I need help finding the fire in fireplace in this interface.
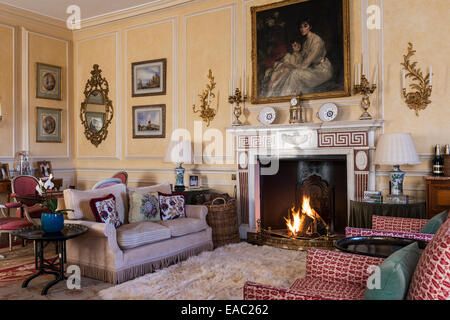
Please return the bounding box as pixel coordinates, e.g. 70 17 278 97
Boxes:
284 196 330 238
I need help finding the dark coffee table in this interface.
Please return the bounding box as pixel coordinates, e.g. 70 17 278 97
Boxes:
335 236 427 258
17 224 88 295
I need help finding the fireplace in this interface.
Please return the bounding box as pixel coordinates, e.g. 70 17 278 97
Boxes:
260 156 347 235
226 119 383 240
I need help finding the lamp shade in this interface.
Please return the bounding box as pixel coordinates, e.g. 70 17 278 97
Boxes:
163 139 193 164
374 133 421 166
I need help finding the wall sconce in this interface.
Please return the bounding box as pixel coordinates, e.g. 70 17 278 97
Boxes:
192 69 217 127
401 42 432 116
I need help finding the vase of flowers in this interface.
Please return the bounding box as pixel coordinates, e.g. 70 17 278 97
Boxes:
36 175 73 233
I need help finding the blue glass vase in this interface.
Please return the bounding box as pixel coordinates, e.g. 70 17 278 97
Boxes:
41 213 64 233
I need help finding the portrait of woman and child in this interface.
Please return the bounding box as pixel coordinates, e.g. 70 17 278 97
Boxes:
253 0 349 102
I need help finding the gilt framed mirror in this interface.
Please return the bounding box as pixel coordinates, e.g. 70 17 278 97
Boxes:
80 64 114 147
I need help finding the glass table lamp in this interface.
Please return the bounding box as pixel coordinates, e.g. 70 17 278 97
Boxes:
374 133 421 195
163 139 193 192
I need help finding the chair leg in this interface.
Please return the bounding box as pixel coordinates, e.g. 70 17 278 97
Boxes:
9 233 12 252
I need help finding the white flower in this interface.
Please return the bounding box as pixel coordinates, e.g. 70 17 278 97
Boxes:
44 176 54 191
35 184 43 196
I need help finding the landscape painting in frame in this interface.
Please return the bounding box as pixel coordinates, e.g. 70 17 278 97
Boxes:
132 59 167 97
251 0 350 104
36 107 62 143
132 105 166 139
36 63 62 100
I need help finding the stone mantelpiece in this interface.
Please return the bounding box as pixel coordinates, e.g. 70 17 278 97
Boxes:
226 120 384 239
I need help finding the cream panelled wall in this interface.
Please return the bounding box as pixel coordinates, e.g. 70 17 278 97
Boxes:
0 5 75 190
0 0 448 199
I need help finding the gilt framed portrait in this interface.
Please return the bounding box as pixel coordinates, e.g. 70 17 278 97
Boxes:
251 0 350 104
132 59 167 97
132 104 166 139
36 63 62 100
36 107 62 143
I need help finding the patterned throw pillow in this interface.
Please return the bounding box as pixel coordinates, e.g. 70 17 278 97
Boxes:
158 192 185 221
128 191 161 223
89 193 122 228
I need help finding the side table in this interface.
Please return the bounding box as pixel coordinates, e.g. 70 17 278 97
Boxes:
182 188 211 205
424 176 450 219
17 224 88 295
349 200 426 229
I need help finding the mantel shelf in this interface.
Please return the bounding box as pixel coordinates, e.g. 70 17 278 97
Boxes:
226 119 384 134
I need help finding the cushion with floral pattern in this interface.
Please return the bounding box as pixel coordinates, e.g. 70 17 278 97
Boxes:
158 192 185 221
128 191 161 223
89 193 122 228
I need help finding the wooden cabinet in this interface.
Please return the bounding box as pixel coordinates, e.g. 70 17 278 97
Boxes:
425 177 450 219
0 180 12 215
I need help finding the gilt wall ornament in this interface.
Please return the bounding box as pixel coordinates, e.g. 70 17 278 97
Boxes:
80 64 114 147
401 42 433 116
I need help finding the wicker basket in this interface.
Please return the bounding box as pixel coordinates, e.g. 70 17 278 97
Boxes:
205 197 240 248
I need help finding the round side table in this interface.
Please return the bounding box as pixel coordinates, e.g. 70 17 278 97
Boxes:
17 224 88 295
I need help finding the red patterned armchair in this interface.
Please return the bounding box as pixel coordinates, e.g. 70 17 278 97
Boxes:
244 217 450 300
345 215 434 242
244 249 384 300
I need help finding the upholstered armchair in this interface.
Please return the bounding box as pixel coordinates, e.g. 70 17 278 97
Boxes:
244 217 450 300
244 249 384 300
345 215 435 242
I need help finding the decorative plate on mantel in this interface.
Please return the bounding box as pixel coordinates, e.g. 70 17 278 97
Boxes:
258 107 276 126
317 102 338 122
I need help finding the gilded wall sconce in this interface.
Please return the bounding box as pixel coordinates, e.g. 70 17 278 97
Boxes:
193 69 217 127
401 42 433 116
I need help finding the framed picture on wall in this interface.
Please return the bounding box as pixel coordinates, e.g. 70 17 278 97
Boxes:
132 104 166 139
251 0 351 104
36 63 62 100
36 161 53 178
131 58 167 97
36 107 62 143
0 163 10 181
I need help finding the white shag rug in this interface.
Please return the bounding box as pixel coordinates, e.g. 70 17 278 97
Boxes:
99 242 307 300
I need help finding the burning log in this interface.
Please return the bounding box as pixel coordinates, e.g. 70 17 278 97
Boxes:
284 196 330 238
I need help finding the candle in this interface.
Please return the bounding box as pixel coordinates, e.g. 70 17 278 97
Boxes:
372 64 378 84
243 70 246 96
354 64 357 86
358 64 361 85
208 90 211 105
0 103 2 116
429 66 432 86
402 69 406 89
193 90 195 105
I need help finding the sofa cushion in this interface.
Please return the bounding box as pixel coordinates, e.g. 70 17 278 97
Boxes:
407 217 450 300
158 217 207 237
64 184 127 222
128 191 161 223
420 210 448 234
116 221 171 250
127 181 172 194
364 242 422 300
159 192 185 220
89 194 122 229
